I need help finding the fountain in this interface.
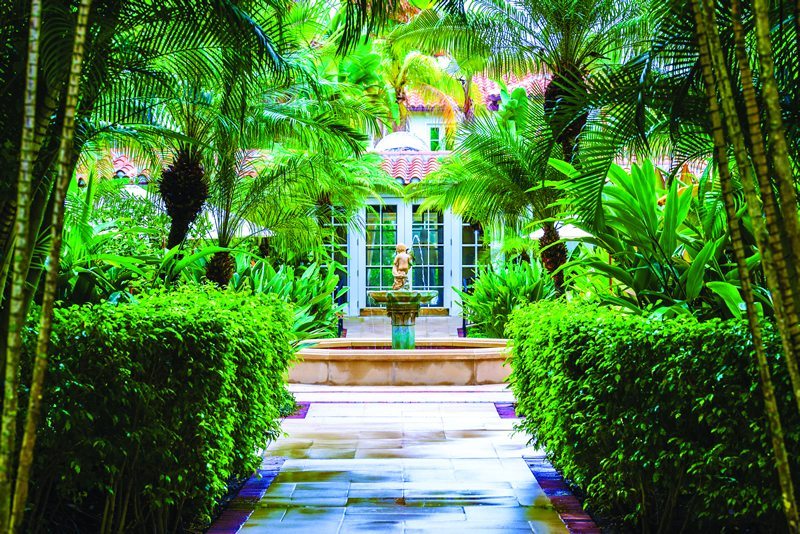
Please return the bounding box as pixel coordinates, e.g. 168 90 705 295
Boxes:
367 243 436 349
290 243 511 386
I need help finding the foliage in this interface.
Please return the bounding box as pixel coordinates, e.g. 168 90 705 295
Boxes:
231 256 346 341
458 260 555 338
554 159 767 318
21 286 295 533
508 300 799 532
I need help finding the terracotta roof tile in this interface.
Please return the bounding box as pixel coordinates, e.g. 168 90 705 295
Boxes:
378 151 447 184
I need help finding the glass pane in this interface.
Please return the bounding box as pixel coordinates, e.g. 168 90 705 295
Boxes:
463 247 476 266
430 268 443 285
462 268 477 286
367 247 382 265
381 268 394 287
382 247 395 265
367 268 381 286
382 229 397 245
412 268 425 287
427 247 441 265
366 209 380 225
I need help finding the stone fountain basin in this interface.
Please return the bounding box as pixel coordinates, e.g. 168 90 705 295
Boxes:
368 290 439 306
289 337 511 386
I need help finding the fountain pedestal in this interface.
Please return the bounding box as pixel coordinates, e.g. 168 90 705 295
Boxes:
368 290 437 349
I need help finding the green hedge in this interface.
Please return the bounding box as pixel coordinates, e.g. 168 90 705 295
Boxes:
507 301 800 532
23 286 295 533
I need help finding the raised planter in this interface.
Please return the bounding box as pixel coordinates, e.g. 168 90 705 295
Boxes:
290 337 511 386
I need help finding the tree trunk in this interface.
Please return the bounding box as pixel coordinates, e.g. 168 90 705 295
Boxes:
538 222 566 291
751 0 800 404
205 251 235 288
10 1 93 531
543 70 587 163
692 0 799 530
730 0 800 415
0 1 42 527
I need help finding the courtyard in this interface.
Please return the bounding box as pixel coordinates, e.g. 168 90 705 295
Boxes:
2 0 800 533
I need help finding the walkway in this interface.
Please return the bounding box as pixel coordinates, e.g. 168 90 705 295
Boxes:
240 385 568 533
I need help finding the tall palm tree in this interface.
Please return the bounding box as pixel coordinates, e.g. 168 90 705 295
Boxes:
409 91 568 288
394 0 650 160
381 45 463 133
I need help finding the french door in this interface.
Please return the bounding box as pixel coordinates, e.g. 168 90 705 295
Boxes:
355 199 453 311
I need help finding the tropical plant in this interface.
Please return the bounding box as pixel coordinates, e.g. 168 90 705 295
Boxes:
410 91 569 287
231 256 347 341
458 260 555 338
553 159 767 319
689 1 800 527
397 0 651 160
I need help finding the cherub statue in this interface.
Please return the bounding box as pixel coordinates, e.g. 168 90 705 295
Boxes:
392 243 412 290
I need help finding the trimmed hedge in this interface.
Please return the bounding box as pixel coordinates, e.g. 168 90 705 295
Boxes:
507 301 800 532
23 286 295 533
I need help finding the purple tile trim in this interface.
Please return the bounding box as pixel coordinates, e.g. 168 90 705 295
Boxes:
207 457 285 533
286 401 310 419
524 455 601 534
494 402 521 419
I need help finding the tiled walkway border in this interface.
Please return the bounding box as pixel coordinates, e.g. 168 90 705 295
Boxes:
524 456 601 534
494 401 520 418
207 457 286 533
286 401 310 419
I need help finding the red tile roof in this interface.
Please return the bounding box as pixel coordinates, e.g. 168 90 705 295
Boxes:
378 151 447 184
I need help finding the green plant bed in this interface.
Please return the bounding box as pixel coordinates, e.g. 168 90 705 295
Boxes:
458 260 555 338
22 286 295 533
507 301 799 533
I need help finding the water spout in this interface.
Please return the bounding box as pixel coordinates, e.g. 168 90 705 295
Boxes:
411 233 426 290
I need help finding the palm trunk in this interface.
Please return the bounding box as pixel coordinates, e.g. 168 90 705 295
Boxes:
0 1 42 527
10 2 93 531
538 223 566 291
730 0 800 415
692 0 799 530
751 0 800 400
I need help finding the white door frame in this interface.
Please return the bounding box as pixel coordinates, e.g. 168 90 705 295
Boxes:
347 197 460 315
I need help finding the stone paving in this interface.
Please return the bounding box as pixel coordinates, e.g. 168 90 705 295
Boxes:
240 385 569 533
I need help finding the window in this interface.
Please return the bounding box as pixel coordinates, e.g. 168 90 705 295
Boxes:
430 126 442 151
365 205 399 299
462 221 489 290
321 208 350 305
411 205 445 307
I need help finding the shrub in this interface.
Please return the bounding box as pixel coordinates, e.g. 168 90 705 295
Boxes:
231 258 345 340
507 301 799 532
458 260 555 338
23 286 295 533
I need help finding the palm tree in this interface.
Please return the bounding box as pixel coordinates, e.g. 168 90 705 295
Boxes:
410 91 569 288
200 41 399 287
383 46 462 133
394 0 650 160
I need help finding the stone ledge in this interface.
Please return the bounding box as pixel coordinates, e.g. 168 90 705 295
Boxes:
290 338 511 386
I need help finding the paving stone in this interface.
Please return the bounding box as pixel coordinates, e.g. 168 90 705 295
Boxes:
237 391 569 533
